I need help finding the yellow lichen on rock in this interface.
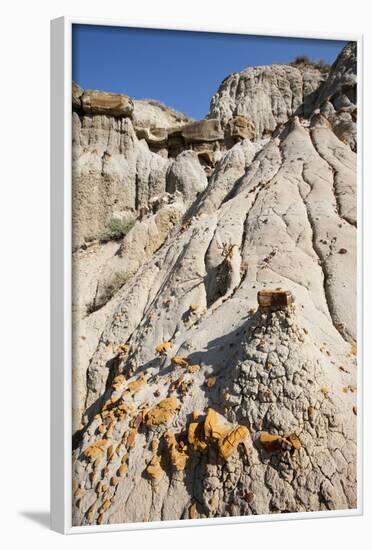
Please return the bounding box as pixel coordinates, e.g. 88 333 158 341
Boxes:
218 426 250 460
126 376 146 394
100 499 111 513
74 487 83 498
118 464 128 477
171 355 189 367
155 341 172 354
112 374 125 390
97 514 104 525
164 431 188 471
188 364 200 374
111 476 119 487
146 454 164 480
189 503 199 519
102 394 121 412
259 431 300 453
287 433 301 450
206 377 216 388
188 420 207 451
117 344 129 355
83 440 108 461
86 502 97 522
145 397 179 426
259 432 283 453
126 428 137 448
203 408 231 439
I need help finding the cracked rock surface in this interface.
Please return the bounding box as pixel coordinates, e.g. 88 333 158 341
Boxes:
72 42 357 525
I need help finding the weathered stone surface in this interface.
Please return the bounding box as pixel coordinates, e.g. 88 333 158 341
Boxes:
226 115 256 142
315 42 357 151
257 289 294 308
166 150 208 205
72 81 83 110
132 99 192 129
72 42 357 526
177 118 224 143
209 64 324 137
81 89 134 117
136 126 168 145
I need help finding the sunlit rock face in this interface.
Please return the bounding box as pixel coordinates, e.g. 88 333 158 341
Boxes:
71 42 358 526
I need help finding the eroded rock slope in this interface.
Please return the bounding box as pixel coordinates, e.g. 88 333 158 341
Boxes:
72 42 358 525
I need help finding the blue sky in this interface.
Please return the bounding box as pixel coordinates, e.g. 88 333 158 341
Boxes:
72 25 347 120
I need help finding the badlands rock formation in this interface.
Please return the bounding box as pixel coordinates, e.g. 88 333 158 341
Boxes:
72 42 358 526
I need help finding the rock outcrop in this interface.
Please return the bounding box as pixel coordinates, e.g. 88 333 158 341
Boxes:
72 42 358 526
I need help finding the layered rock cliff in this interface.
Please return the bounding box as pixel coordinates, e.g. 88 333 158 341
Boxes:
72 42 357 526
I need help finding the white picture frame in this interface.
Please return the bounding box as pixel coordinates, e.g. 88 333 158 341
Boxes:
51 16 363 534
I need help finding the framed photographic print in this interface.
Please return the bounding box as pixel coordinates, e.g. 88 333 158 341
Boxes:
51 17 362 534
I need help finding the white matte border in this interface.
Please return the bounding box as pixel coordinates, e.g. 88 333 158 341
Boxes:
50 16 363 534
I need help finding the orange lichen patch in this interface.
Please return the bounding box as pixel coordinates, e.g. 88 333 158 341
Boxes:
115 403 134 419
287 433 301 450
126 428 137 449
118 464 128 477
206 377 217 388
259 432 284 453
188 420 207 451
145 397 179 426
171 355 189 368
86 502 97 522
155 341 173 354
179 380 193 396
98 424 106 434
204 408 231 440
164 431 188 471
190 304 199 312
112 374 125 390
94 455 104 468
126 376 146 395
83 440 108 461
117 344 129 355
259 432 299 453
192 410 200 421
146 454 164 480
188 364 200 374
218 426 250 460
320 387 330 396
102 394 121 412
189 503 199 519
74 487 83 498
100 499 111 513
111 476 119 487
350 343 357 356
